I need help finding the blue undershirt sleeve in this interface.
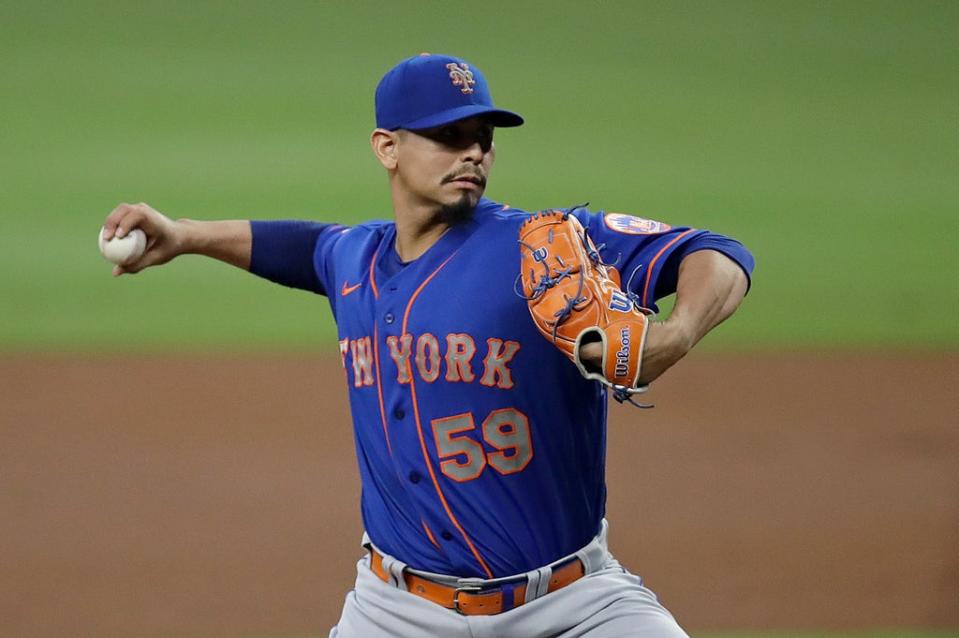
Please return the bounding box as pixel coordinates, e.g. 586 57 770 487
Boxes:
249 220 342 295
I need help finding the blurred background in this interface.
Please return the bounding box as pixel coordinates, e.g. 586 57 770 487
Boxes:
1 1 956 637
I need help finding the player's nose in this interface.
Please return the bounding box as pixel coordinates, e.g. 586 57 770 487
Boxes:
461 139 489 164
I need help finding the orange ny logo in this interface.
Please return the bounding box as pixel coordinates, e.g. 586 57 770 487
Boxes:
446 63 475 94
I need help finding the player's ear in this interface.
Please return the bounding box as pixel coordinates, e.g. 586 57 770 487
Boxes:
371 128 399 170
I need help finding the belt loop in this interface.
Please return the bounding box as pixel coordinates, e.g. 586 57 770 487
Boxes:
576 519 610 576
574 546 599 576
598 518 610 550
381 553 409 591
523 565 552 603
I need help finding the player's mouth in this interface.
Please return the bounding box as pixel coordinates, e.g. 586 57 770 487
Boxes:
444 172 486 189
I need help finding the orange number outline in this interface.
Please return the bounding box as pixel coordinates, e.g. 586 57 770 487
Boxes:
482 407 534 475
429 407 533 482
431 412 487 482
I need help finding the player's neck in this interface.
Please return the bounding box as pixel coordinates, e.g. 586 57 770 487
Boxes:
392 204 451 262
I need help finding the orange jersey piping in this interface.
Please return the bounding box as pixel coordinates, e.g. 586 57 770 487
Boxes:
641 229 696 307
401 252 494 579
372 325 392 455
369 250 380 299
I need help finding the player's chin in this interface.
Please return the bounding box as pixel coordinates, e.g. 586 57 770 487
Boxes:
448 184 484 206
438 192 480 225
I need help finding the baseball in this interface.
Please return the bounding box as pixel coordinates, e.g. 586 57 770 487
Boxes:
98 227 146 265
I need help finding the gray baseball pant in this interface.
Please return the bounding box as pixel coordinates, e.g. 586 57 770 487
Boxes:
329 521 689 637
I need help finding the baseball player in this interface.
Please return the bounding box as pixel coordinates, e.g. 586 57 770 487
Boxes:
102 53 753 637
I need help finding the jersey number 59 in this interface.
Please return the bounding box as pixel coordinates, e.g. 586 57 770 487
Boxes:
430 408 533 482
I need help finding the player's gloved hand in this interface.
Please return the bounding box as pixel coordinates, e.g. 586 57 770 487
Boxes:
518 209 654 406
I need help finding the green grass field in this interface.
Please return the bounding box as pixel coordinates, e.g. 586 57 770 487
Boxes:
2 0 957 352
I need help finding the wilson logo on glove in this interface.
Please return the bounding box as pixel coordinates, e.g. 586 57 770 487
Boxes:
614 327 631 378
608 290 632 313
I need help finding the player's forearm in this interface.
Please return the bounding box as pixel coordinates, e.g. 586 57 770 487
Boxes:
177 219 252 270
668 249 748 345
639 250 748 383
102 203 253 276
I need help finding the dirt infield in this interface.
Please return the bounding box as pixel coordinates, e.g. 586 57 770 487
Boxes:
2 353 956 637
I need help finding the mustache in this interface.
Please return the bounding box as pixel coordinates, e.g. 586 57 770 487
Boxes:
442 169 487 186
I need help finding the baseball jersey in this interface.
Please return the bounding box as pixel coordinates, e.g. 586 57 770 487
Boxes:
250 198 754 579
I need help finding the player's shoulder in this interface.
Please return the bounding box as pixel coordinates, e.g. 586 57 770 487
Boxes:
327 218 394 245
314 218 395 269
556 204 696 238
475 200 603 232
486 200 695 236
473 198 532 223
473 199 591 232
343 218 394 234
477 200 604 225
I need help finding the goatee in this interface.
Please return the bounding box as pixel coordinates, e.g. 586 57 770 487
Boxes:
437 194 477 226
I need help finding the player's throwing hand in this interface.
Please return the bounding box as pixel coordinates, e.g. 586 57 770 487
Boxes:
101 203 183 276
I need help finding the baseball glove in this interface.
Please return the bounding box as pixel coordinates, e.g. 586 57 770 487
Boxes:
518 209 653 405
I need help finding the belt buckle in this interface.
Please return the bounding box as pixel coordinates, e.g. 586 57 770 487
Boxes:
452 584 484 615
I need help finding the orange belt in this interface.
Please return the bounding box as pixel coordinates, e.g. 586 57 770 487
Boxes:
370 549 585 616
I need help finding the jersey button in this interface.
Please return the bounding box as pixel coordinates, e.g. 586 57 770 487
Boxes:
384 312 395 324
408 471 421 484
440 530 454 541
393 408 405 419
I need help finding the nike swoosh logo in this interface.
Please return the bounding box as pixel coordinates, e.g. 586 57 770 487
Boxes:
341 281 362 296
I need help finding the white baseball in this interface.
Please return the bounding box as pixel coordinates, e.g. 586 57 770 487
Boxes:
98 227 147 265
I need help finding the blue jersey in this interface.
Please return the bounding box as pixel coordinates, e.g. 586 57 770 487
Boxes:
250 198 753 579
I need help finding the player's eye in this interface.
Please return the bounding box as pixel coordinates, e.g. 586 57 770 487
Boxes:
477 127 494 151
419 123 493 152
418 126 456 145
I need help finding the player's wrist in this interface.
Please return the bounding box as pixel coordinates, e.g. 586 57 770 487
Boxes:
659 315 696 357
636 321 691 385
173 218 203 255
172 219 252 269
578 341 603 367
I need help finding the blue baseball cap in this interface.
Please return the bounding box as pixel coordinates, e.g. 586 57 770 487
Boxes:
375 53 524 131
